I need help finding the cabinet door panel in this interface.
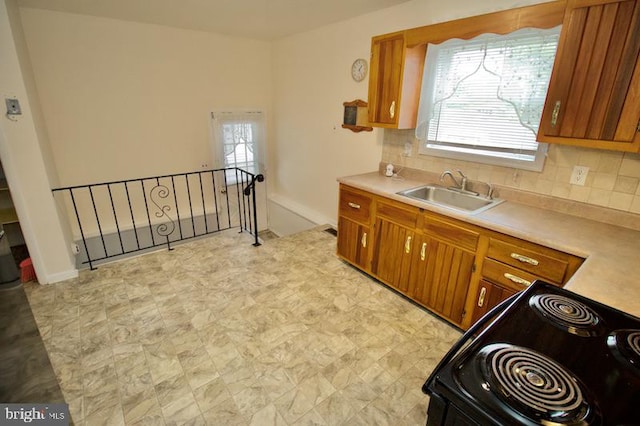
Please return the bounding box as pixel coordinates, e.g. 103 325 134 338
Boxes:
588 1 634 138
372 217 413 292
413 237 474 326
337 216 369 270
540 0 640 148
369 35 404 126
471 279 518 324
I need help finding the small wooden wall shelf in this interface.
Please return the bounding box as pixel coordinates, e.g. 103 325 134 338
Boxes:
342 99 373 132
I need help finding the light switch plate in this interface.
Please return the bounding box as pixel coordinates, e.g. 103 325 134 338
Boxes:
570 166 589 186
5 98 21 115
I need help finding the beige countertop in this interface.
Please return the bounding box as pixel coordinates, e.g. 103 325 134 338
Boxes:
338 171 640 318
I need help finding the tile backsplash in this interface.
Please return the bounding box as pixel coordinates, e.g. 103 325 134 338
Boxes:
382 129 640 215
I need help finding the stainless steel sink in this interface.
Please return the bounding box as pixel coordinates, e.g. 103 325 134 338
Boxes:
397 185 504 214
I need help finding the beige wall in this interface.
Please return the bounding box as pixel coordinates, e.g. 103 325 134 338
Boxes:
18 8 271 252
0 0 76 283
19 8 272 186
270 0 557 227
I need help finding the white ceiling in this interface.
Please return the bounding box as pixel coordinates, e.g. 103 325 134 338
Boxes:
17 0 413 40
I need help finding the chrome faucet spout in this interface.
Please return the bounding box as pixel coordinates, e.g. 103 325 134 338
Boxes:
439 170 462 189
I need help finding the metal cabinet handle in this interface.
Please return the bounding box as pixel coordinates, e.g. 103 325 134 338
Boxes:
504 273 531 286
404 235 412 254
389 101 396 119
361 232 367 248
477 287 487 307
420 242 427 261
551 100 561 127
510 252 539 266
348 202 361 209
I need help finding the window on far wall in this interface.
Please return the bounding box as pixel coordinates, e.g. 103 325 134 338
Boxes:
415 26 561 171
211 110 264 182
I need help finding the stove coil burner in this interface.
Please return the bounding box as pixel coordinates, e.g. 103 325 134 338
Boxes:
608 329 640 370
479 344 595 425
529 294 603 336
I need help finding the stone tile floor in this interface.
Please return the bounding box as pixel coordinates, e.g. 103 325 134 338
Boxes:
24 227 461 425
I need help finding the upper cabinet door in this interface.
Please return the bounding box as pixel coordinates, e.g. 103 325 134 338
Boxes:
539 0 640 151
367 32 426 129
368 33 404 127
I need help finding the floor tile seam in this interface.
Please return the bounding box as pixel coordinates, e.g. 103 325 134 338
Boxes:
121 384 164 424
188 378 237 423
271 390 319 425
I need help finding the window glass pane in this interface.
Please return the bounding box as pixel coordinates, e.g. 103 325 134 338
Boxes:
416 26 560 170
211 111 263 177
222 123 255 169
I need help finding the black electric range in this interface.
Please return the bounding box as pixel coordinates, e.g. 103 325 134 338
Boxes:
422 280 640 425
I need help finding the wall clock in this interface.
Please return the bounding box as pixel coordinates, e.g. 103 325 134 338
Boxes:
351 58 368 82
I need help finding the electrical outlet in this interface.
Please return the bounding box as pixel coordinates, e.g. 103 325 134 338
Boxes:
570 166 589 186
71 243 80 254
403 142 412 157
5 98 21 115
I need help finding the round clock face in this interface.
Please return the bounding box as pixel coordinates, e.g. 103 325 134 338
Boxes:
351 58 368 82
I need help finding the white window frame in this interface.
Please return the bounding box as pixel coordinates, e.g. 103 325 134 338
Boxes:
210 110 264 183
415 26 561 172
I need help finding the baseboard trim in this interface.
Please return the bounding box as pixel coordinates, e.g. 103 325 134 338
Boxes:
268 194 336 228
43 269 79 284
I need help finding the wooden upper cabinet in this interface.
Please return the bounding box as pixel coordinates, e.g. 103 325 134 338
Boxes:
367 32 426 129
539 0 640 151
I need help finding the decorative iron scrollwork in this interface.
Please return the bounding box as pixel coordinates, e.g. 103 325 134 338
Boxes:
150 184 175 237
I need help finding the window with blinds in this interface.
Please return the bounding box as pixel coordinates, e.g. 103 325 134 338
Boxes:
415 26 561 171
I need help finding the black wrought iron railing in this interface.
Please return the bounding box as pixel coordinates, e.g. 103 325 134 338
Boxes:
52 167 264 270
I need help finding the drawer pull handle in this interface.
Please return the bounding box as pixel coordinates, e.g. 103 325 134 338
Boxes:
348 202 361 209
510 253 539 266
404 235 412 254
504 273 531 286
420 242 427 261
478 287 487 307
389 101 396 119
361 232 367 248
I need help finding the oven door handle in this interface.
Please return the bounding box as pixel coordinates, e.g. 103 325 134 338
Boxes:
422 293 519 394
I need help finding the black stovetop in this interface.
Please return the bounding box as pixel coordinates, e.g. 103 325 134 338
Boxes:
425 281 640 425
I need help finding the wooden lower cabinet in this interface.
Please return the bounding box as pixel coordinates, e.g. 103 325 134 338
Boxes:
337 216 370 270
412 235 475 327
371 216 414 293
470 279 519 324
372 217 475 327
336 184 583 330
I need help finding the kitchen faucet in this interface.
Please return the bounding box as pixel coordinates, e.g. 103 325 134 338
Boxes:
439 169 480 196
440 169 467 191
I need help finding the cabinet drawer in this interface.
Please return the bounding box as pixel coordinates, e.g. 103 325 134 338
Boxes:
376 200 418 228
423 214 479 252
488 238 568 283
339 186 372 224
482 258 541 292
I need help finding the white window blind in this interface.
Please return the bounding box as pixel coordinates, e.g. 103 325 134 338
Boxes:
415 26 561 170
211 110 264 175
